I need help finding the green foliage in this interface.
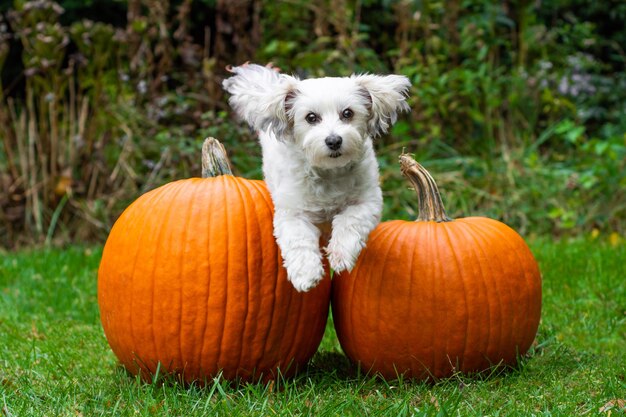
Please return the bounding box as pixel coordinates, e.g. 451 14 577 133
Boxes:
378 122 625 236
257 0 625 237
0 240 624 414
0 0 222 246
0 0 624 247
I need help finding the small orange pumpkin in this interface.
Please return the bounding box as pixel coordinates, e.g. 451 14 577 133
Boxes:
332 154 542 380
98 139 331 383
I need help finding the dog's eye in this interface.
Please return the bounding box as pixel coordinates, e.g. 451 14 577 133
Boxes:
341 109 354 120
305 113 319 124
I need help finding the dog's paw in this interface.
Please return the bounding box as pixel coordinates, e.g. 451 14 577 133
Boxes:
285 253 325 292
326 238 359 274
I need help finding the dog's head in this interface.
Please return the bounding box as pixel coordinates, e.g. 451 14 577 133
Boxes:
223 64 411 169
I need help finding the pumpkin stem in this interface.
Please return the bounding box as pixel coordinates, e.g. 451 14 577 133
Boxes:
202 137 234 178
399 154 452 222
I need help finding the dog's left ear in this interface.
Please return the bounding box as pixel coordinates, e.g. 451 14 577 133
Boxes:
352 74 411 137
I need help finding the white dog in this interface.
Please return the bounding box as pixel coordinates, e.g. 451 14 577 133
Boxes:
222 63 410 292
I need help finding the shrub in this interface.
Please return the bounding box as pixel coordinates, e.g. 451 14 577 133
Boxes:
0 0 624 248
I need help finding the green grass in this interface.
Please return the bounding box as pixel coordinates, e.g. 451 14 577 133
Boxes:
1 239 625 416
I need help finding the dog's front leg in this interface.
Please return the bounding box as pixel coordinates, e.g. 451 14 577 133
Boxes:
273 209 325 292
326 194 382 274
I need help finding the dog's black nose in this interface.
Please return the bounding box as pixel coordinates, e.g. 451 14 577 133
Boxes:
325 134 343 151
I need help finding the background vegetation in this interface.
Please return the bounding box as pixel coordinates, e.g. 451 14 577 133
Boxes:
0 0 625 247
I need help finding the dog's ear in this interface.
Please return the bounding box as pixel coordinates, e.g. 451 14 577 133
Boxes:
222 63 299 139
352 74 411 137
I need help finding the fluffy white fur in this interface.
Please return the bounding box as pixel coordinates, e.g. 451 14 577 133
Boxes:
223 63 410 291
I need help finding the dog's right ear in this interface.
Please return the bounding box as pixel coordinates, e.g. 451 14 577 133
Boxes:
222 63 299 140
352 73 411 137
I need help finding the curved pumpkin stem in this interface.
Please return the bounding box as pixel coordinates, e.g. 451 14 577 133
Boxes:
399 154 452 223
202 137 234 178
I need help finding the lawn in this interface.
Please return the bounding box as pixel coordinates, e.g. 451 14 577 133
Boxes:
0 239 624 416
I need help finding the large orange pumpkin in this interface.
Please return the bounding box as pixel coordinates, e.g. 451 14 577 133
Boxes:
98 139 331 383
332 154 542 380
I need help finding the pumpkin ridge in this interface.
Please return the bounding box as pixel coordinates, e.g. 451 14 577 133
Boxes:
199 180 216 376
99 184 161 373
371 221 407 372
305 282 331 366
472 220 518 362
492 222 528 357
461 219 507 367
440 223 471 373
285 250 322 373
283 282 307 375
231 177 251 376
133 183 175 373
450 220 493 370
295 282 325 374
247 179 273 208
407 222 434 377
122 186 164 373
396 223 421 374
459 218 497 366
239 177 280 378
250 179 294 375
280 271 299 374
480 220 525 364
198 177 226 376
213 177 231 374
431 224 446 376
240 179 267 375
346 220 405 364
476 219 541 354
272 236 295 372
152 181 189 374
131 180 183 373
149 183 189 371
177 180 198 375
220 176 255 377
197 180 213 375
250 181 281 372
406 222 420 374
